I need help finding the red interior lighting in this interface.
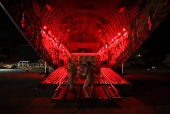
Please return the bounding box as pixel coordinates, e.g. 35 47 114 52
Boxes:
43 26 47 29
118 33 121 35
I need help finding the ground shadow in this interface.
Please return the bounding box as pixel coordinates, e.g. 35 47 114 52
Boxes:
52 102 121 109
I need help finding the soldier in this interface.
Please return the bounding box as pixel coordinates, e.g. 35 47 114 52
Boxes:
83 61 95 99
67 58 77 91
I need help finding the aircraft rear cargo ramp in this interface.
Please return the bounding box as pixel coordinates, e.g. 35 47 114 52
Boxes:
38 67 131 102
1 0 170 102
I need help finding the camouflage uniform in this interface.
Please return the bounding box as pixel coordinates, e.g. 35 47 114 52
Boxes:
83 65 95 98
67 62 76 90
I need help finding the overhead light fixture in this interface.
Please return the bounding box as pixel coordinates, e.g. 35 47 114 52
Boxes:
118 33 121 35
43 26 47 29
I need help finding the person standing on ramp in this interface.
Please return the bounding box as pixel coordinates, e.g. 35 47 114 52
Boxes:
67 58 77 92
83 61 95 99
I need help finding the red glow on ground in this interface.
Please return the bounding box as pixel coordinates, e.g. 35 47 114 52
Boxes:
48 31 51 34
118 33 121 35
123 28 126 31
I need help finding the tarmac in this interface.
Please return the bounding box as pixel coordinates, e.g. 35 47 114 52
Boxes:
0 67 170 114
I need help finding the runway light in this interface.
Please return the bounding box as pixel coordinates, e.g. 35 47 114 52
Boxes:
123 28 126 31
112 39 113 41
109 42 110 44
106 45 107 48
114 37 116 39
43 26 47 29
48 31 51 34
55 38 56 40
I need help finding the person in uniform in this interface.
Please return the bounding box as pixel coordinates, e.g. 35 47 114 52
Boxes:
83 61 95 98
67 58 77 91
